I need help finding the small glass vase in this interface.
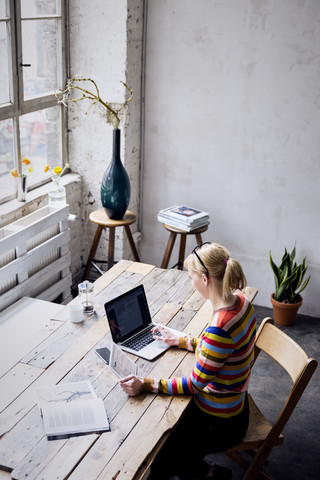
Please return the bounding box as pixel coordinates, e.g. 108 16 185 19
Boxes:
17 176 27 202
48 177 66 206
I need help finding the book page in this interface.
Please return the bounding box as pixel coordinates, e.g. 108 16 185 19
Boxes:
42 398 110 437
35 381 96 411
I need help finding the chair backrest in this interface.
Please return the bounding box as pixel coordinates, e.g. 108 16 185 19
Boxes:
253 318 318 445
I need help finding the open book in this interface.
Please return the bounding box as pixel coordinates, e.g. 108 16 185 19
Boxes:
35 381 110 440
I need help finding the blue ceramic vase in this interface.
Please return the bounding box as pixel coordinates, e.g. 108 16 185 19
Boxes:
101 129 130 219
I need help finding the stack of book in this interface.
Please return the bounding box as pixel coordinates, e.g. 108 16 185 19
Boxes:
157 205 209 232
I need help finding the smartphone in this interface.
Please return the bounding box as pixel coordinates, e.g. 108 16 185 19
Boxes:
95 347 110 364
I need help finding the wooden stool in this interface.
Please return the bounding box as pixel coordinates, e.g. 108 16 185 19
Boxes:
160 223 209 270
83 209 140 280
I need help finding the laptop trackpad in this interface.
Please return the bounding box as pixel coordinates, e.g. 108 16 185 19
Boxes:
139 341 169 360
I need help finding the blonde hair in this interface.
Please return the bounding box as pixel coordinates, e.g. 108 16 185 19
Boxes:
184 242 247 299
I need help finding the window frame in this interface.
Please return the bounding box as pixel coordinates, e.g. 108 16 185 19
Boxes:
0 0 67 204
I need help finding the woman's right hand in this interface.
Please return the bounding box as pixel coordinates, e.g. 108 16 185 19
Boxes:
152 325 179 347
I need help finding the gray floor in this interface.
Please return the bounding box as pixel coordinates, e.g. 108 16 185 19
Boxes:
204 304 320 480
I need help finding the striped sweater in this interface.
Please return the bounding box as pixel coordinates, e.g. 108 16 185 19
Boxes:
143 294 256 417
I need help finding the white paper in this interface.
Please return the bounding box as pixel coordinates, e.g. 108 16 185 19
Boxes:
42 398 109 437
110 342 137 378
35 381 110 438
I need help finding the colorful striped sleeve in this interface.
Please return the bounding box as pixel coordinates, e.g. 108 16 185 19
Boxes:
178 336 199 351
142 326 234 395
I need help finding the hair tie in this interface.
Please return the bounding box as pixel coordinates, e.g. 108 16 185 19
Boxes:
224 257 229 265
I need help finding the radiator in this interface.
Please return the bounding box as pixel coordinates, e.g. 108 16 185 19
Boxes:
0 205 72 312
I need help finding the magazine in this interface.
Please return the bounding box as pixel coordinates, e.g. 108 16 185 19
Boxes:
157 214 210 231
35 381 110 440
158 205 209 223
158 205 209 226
157 205 209 231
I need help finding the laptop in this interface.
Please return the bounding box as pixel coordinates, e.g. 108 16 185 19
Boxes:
104 284 184 361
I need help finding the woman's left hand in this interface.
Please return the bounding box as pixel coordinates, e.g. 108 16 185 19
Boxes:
119 375 143 396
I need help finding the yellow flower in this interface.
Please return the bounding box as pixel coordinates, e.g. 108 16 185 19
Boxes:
43 164 50 173
21 157 31 166
27 166 33 173
10 168 19 178
53 166 62 175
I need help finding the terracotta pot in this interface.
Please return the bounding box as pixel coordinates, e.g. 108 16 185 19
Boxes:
270 294 303 326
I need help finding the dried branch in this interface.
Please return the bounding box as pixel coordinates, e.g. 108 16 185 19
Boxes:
56 77 133 129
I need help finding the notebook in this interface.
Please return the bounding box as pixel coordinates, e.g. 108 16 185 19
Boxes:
104 284 184 361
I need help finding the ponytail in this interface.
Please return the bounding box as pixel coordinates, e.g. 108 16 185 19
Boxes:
222 258 246 299
187 243 247 300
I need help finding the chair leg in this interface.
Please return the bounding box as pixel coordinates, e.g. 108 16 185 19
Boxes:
226 449 273 480
83 225 103 280
124 225 140 262
243 447 273 480
177 233 187 270
161 232 177 268
195 233 203 245
107 227 115 270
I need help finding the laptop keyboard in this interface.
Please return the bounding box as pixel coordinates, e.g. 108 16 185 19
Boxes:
122 325 161 351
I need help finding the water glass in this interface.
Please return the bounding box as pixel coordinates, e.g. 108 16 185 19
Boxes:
78 281 94 315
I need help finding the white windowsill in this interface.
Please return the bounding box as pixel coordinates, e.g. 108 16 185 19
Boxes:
0 173 81 228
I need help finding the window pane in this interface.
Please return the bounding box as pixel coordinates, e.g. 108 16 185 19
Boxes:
21 0 58 17
20 106 62 185
0 0 7 18
0 22 11 105
0 118 15 198
22 19 58 99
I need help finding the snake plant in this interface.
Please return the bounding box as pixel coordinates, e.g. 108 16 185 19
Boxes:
270 247 311 303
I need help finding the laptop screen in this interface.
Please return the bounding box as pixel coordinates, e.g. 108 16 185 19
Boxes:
104 285 152 343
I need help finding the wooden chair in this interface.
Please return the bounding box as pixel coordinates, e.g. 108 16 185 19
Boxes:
224 317 318 480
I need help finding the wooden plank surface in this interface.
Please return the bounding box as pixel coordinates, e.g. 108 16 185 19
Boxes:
67 300 211 480
0 319 109 437
0 297 65 378
0 262 258 480
0 363 44 413
8 276 205 478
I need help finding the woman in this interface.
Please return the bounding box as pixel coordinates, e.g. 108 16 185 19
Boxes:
120 242 256 480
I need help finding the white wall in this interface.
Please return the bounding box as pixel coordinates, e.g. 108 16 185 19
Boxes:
68 0 143 282
142 0 320 316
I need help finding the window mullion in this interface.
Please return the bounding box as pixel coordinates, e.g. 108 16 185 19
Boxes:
14 0 24 113
13 116 22 176
0 0 19 118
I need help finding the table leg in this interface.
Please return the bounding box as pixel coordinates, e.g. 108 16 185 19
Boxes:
161 232 177 268
83 225 103 280
107 227 115 270
178 233 187 270
124 225 140 262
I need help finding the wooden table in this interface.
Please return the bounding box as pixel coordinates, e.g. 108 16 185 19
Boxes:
0 261 257 480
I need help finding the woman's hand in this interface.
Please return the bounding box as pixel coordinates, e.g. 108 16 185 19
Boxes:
152 325 179 347
119 375 143 396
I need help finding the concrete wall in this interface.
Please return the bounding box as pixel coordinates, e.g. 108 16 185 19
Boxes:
68 0 144 284
141 0 320 316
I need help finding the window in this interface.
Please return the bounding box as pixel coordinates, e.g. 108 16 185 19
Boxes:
0 0 66 204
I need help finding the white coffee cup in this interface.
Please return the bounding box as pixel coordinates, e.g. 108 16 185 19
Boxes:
69 304 83 323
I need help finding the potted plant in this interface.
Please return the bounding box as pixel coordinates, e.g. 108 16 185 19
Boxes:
269 246 311 326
